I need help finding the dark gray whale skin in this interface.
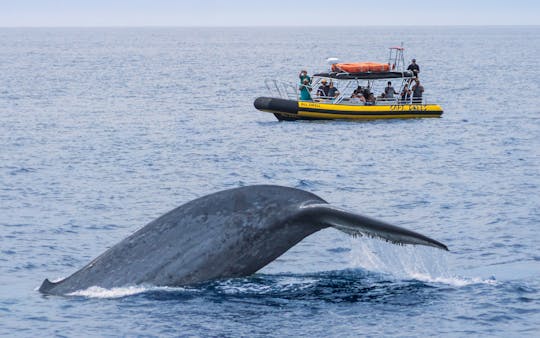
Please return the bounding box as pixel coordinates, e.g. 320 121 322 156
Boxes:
39 185 448 295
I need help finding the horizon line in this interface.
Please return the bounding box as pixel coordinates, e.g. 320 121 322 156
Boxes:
1 24 540 29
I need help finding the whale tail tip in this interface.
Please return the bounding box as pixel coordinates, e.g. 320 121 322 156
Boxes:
39 278 57 294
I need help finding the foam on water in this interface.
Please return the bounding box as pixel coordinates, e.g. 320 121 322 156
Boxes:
67 285 189 299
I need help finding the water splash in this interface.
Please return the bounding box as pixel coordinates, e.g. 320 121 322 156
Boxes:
348 237 497 287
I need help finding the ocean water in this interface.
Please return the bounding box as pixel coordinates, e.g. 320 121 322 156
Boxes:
1 27 539 336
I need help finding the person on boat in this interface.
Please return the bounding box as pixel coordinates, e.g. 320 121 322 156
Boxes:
316 79 330 98
366 92 376 104
384 81 398 99
327 81 339 98
400 84 411 104
411 79 424 104
299 78 312 101
299 70 311 84
350 89 366 104
362 87 370 100
362 87 375 105
407 59 420 78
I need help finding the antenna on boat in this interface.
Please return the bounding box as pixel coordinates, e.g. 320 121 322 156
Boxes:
388 43 406 72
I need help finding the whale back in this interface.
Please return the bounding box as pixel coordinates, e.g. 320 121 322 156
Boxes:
40 185 327 295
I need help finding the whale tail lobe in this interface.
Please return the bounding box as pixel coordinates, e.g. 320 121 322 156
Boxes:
299 204 448 251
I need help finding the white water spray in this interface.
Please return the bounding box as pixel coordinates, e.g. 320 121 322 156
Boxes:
348 237 496 286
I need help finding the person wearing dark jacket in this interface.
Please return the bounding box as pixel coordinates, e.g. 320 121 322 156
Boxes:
327 81 339 98
316 79 330 98
407 59 420 78
400 84 411 103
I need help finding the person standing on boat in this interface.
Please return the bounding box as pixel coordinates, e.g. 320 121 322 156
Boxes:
384 81 398 99
412 79 424 104
400 84 411 104
407 59 420 78
299 70 311 84
299 78 312 101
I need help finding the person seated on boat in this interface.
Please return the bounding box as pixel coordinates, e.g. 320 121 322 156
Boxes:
407 59 420 78
349 89 366 103
316 79 330 98
350 89 366 104
299 70 311 84
362 87 370 99
400 84 411 104
384 81 398 99
299 78 312 101
362 88 375 105
411 79 424 104
327 81 339 98
366 93 376 105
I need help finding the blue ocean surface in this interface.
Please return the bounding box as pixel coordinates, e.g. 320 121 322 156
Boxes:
1 27 539 336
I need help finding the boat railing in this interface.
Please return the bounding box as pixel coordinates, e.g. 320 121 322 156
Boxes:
313 95 338 101
264 77 428 105
377 97 425 105
264 79 298 100
326 96 425 105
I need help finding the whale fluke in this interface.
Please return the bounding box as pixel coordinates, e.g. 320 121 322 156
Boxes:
39 185 447 295
297 204 448 250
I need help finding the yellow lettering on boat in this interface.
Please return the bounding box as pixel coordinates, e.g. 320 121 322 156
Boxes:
299 102 322 109
390 105 429 112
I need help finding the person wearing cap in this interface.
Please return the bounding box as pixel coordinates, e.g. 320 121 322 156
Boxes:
316 79 330 98
407 59 420 78
299 70 311 84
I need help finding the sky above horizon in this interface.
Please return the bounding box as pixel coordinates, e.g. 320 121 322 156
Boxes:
1 0 539 27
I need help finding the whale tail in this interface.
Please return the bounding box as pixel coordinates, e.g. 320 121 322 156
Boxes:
299 204 448 251
37 186 449 295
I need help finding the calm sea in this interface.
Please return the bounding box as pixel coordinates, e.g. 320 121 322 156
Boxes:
1 27 539 336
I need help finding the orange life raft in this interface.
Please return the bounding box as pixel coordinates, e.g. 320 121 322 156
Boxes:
331 62 390 73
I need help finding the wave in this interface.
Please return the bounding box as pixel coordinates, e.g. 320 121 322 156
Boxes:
60 269 432 304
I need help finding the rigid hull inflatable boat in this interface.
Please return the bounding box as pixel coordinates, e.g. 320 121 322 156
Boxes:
254 47 443 121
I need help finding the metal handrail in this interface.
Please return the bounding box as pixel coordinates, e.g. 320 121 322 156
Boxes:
264 79 298 100
263 78 427 105
339 96 426 105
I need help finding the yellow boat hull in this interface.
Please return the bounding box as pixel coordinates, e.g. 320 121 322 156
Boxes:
254 97 443 121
